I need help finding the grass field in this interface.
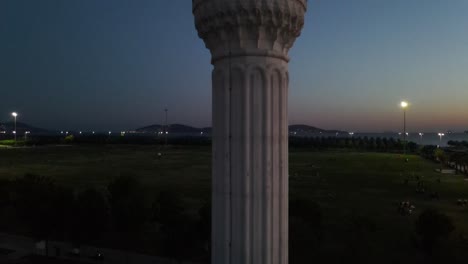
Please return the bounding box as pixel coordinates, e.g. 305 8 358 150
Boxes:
1 145 468 263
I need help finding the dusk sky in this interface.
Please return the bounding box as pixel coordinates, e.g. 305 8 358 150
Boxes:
1 0 467 132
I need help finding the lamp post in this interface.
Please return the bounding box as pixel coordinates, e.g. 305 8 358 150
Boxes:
438 133 445 143
419 132 424 144
400 101 408 154
164 108 168 147
11 112 18 144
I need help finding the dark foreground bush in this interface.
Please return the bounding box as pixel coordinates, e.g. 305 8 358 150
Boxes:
415 208 454 256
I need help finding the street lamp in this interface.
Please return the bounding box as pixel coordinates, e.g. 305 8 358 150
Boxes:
438 133 445 143
11 112 18 144
400 101 408 154
419 132 424 143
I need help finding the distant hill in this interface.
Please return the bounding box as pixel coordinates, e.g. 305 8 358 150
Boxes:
289 124 346 134
136 124 210 134
0 121 50 134
137 123 344 134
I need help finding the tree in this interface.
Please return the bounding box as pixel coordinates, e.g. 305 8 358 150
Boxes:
289 198 323 262
197 200 211 262
71 188 109 246
341 212 378 263
415 209 454 255
407 141 419 153
12 174 74 256
434 148 447 170
0 179 12 209
63 135 74 144
152 189 197 262
107 175 148 243
420 145 434 158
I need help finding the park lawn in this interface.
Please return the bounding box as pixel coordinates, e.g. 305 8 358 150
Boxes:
1 145 468 262
289 151 468 262
0 145 211 198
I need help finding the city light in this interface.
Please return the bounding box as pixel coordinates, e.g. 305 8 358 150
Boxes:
438 133 445 142
11 112 18 144
400 101 409 154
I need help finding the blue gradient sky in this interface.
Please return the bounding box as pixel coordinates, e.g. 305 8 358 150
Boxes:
1 0 467 132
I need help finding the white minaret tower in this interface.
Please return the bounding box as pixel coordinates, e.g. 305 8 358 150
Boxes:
193 0 307 263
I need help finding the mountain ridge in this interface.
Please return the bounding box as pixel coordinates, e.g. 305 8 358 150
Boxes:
0 121 50 134
136 123 346 134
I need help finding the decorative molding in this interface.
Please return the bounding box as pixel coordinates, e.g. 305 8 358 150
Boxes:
193 0 307 63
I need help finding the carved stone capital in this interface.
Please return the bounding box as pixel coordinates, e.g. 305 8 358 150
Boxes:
193 0 307 63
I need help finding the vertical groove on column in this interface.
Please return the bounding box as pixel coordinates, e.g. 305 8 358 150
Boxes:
250 71 256 264
223 70 231 264
231 68 242 264
282 70 289 264
253 67 263 264
271 70 281 264
243 67 251 264
264 69 272 264
278 68 285 264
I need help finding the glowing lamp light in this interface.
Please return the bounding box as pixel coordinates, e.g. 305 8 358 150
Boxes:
438 133 445 142
400 101 408 108
11 112 18 117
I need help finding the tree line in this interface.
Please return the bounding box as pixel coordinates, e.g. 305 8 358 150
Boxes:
289 136 419 153
420 142 468 175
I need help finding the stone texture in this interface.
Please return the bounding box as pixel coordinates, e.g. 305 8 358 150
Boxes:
193 1 306 263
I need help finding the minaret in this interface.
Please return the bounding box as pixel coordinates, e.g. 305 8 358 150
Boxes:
193 1 307 263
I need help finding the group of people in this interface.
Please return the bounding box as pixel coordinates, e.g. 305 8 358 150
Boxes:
398 201 416 216
402 173 441 200
456 199 468 206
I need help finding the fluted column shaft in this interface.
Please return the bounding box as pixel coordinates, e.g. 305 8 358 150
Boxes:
212 56 289 264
